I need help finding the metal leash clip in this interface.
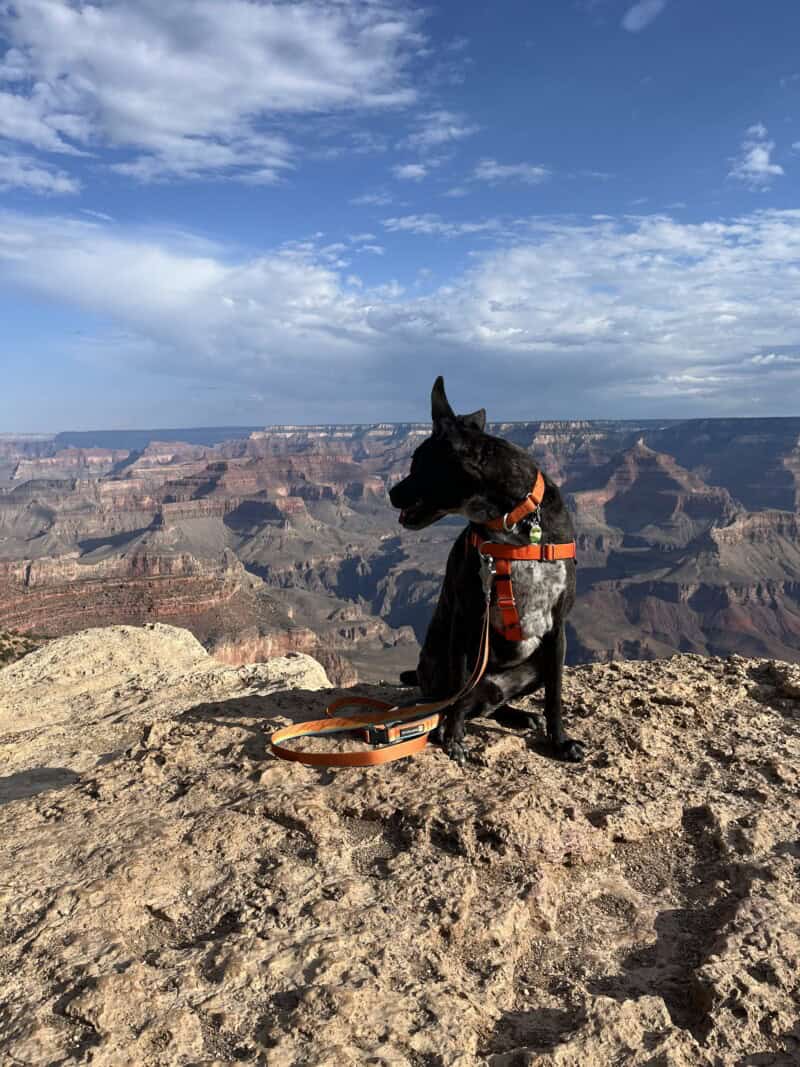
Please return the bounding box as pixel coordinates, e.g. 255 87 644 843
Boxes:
479 552 496 600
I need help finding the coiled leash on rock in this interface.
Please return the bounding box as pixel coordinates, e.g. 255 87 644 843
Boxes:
269 474 576 768
270 560 494 767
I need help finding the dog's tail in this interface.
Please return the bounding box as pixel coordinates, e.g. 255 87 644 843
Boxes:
399 669 418 687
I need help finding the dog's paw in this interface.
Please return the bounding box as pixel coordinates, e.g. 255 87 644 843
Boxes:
444 739 468 767
554 738 585 763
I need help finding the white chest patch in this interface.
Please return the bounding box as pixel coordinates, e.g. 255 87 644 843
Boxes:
490 559 568 656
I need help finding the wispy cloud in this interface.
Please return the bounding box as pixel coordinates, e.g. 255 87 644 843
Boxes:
81 209 115 222
729 123 784 190
0 150 80 195
381 213 500 237
350 190 394 206
392 163 429 182
621 0 669 33
0 0 424 183
346 233 385 255
402 109 480 151
473 158 551 185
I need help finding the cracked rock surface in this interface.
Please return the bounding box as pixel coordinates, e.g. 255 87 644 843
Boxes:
1 630 799 1065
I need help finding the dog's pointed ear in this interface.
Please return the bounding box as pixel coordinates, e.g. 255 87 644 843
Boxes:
460 408 486 433
431 376 455 428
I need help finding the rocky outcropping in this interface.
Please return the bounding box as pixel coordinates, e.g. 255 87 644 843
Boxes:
569 438 740 550
1 630 798 1064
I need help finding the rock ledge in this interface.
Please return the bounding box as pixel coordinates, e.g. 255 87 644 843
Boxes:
0 632 798 1065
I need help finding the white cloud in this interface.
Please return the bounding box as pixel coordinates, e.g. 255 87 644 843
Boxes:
392 163 428 181
4 208 800 416
621 0 669 33
0 150 80 195
350 190 394 206
0 89 89 154
402 109 479 151
746 122 768 140
729 123 784 189
382 213 500 237
0 0 424 182
750 352 800 365
81 209 115 222
473 158 550 185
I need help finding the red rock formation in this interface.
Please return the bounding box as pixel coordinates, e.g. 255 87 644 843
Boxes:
3 418 800 680
0 549 244 634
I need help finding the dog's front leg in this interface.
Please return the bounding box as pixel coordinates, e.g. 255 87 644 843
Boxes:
433 605 484 763
438 677 504 766
542 623 584 762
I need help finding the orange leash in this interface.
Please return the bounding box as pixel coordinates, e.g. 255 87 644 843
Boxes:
269 571 494 768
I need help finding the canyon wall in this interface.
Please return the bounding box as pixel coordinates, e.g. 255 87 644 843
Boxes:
1 417 799 678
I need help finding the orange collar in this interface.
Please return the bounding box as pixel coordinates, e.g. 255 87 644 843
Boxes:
483 470 546 532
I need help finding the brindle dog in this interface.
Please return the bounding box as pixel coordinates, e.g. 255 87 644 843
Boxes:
389 377 584 766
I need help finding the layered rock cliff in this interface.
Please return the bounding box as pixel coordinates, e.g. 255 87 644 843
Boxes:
561 437 800 664
1 418 800 681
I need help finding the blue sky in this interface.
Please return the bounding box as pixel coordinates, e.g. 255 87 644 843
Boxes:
1 0 800 431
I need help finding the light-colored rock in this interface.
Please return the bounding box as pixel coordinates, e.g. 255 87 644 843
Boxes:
0 622 330 787
1 640 799 1065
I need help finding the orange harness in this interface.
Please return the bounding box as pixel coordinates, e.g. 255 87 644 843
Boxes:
467 470 577 642
269 473 576 767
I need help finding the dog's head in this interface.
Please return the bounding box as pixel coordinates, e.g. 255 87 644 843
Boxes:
389 376 488 530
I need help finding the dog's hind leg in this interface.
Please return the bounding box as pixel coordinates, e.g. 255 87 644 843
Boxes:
438 660 541 764
541 623 584 762
490 670 544 731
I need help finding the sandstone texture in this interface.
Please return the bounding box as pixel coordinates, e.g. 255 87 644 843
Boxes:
1 628 798 1065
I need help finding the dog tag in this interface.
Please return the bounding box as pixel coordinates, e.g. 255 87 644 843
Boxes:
528 524 542 545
